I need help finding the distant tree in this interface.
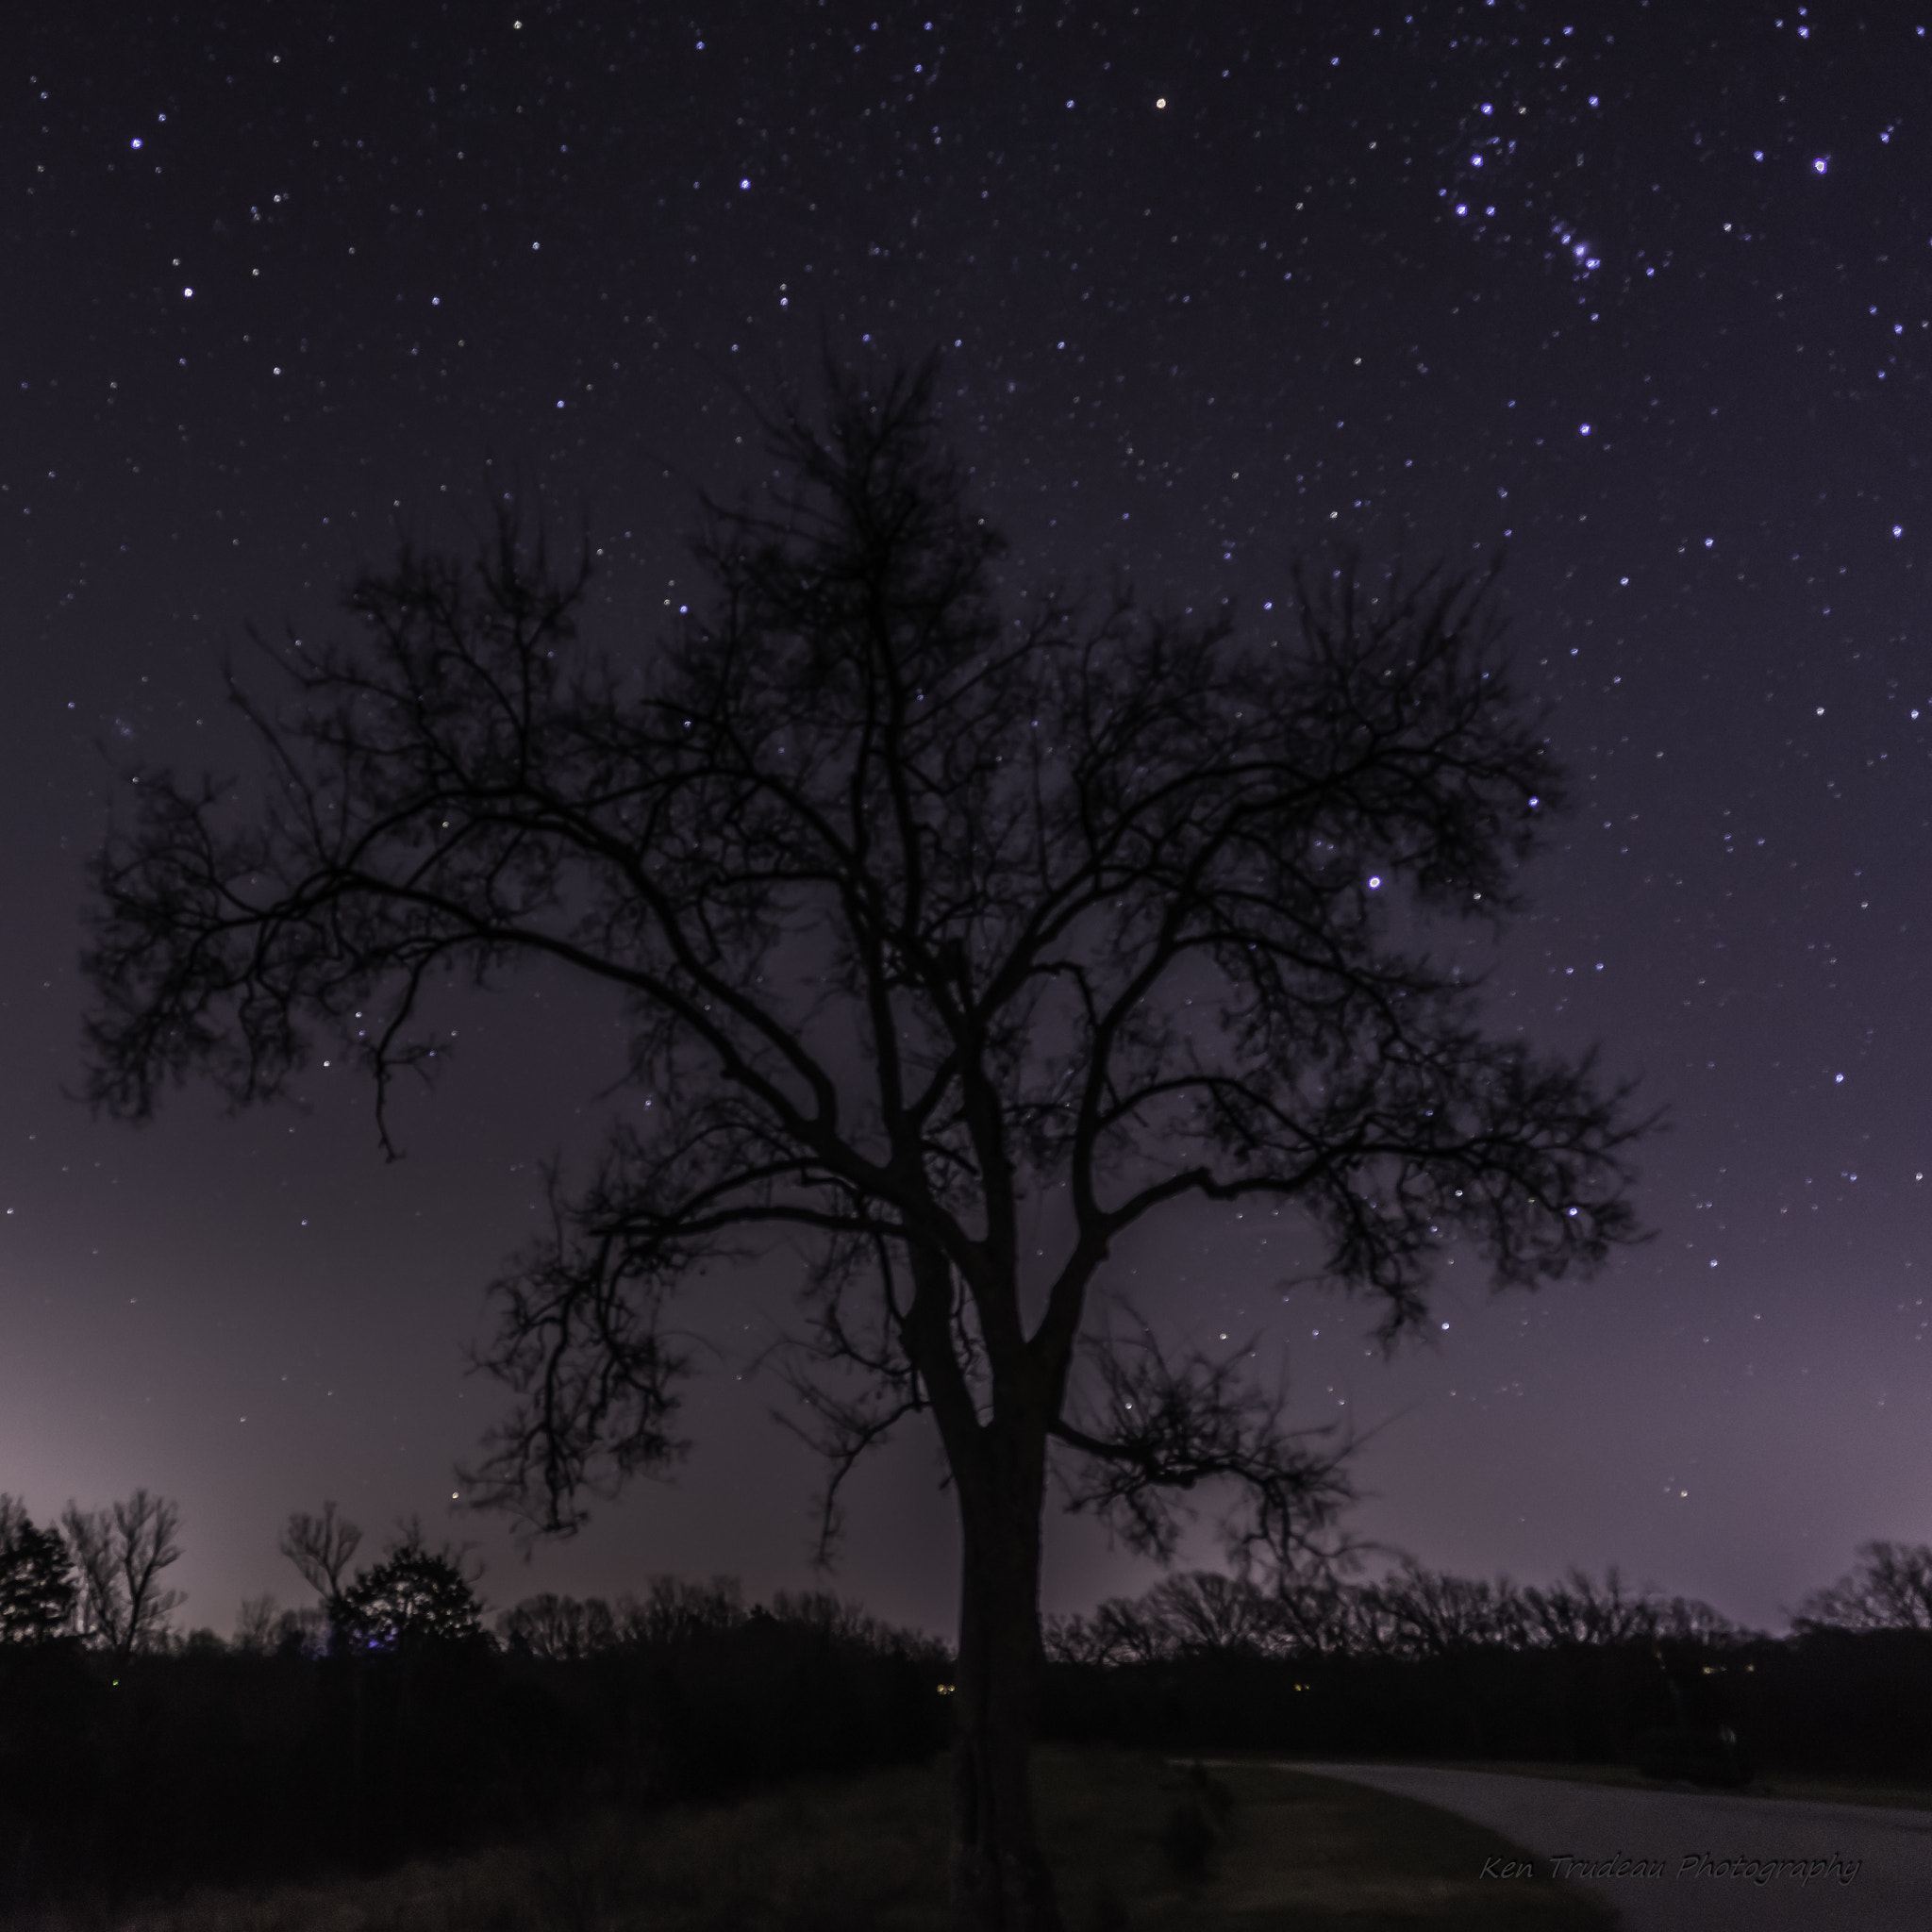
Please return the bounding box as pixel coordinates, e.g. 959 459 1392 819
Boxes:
613 1574 746 1646
232 1591 284 1656
1141 1569 1282 1658
232 1592 328 1658
1358 1559 1524 1658
79 356 1651 1930
498 1591 616 1660
1267 1567 1374 1657
1652 1593 1746 1646
1793 1541 1932 1634
1042 1593 1167 1670
279 1501 363 1604
0 1496 77 1643
1039 1609 1110 1669
768 1587 899 1648
276 1605 332 1658
336 1523 487 1654
59 1490 183 1665
1045 1565 1370 1664
1518 1565 1658 1648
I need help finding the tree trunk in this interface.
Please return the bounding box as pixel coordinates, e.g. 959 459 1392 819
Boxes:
950 1437 1063 1932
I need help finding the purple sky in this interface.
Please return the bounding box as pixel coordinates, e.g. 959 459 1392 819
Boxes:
3 2 1928 1641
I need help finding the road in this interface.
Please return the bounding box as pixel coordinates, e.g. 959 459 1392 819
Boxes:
1288 1764 1932 1930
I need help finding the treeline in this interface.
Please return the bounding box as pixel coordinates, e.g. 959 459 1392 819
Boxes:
1041 1547 1932 1784
0 1496 947 1916
8 1482 1930 1909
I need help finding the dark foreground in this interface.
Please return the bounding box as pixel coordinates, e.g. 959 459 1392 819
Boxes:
8 1749 1615 1931
1296 1762 1932 1931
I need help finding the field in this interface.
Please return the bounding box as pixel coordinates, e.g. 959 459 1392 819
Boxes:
19 1748 1616 1932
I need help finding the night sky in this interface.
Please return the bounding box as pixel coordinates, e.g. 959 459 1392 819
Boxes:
5 2 1929 1643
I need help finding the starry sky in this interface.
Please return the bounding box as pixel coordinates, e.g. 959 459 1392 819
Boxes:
4 0 1929 1642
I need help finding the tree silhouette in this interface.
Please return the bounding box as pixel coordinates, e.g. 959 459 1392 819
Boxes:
0 1496 77 1644
278 1499 364 1646
336 1524 487 1654
80 356 1648 1930
280 1500 365 1602
1794 1541 1932 1633
497 1590 617 1660
59 1490 183 1666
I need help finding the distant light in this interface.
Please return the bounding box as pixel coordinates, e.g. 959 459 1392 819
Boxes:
1441 1322 1450 1331
130 137 142 150
1835 1073 1845 1084
1813 156 1828 175
1578 423 1591 436
182 286 192 297
1155 96 1167 108
739 177 750 189
1894 525 1905 537
1366 874 1383 891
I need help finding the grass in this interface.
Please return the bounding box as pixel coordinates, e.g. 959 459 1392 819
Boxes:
1041 1754 1617 1931
16 1749 1615 1932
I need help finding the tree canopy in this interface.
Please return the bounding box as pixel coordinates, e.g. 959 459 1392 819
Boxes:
80 354 1649 1930
0 1497 77 1645
336 1525 487 1655
60 1490 182 1665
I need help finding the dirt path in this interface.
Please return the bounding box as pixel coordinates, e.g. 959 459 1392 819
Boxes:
1288 1764 1932 1930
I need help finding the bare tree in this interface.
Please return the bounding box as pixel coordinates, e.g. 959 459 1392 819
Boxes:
232 1592 283 1655
1362 1559 1525 1657
1268 1566 1378 1657
1793 1541 1932 1634
1518 1564 1656 1648
59 1490 183 1665
278 1501 364 1607
1042 1591 1170 1669
79 356 1648 1931
615 1574 746 1646
1141 1569 1281 1657
498 1591 617 1660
